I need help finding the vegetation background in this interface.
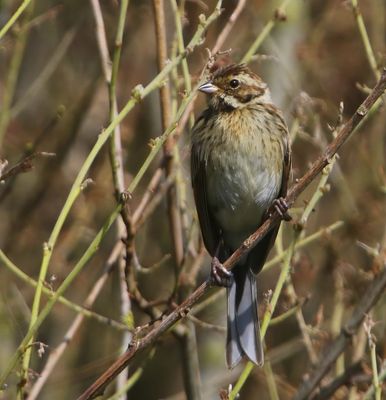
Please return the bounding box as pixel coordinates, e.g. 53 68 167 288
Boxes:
0 0 385 399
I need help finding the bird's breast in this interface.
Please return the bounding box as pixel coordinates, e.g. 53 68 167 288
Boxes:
203 115 284 250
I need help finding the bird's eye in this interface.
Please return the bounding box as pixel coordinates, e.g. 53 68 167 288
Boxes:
229 79 240 89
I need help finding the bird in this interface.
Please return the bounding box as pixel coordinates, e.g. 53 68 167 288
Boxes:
190 63 291 368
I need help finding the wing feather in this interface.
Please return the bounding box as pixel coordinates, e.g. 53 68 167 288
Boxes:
191 142 220 257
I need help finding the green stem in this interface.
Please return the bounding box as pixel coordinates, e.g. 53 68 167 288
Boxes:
241 0 292 64
105 348 156 400
0 207 121 387
264 360 280 400
0 0 32 40
170 0 194 128
363 361 386 400
105 0 131 395
0 1 34 148
0 249 127 331
351 0 380 79
108 0 129 196
370 339 382 400
263 220 343 271
20 183 82 383
127 86 197 194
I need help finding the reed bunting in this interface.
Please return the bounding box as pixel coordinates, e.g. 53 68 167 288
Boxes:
191 64 291 368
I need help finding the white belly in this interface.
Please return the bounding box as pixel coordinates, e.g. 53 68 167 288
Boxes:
206 145 281 251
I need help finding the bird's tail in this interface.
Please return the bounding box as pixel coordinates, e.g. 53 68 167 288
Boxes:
226 268 263 369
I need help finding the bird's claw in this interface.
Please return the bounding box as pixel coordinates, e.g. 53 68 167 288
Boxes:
269 197 292 221
210 257 232 287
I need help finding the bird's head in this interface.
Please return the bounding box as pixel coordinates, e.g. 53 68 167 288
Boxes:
198 64 271 111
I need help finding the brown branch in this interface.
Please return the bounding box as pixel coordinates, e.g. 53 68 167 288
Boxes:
90 1 132 394
153 0 184 268
132 166 164 223
310 362 366 400
293 263 386 400
0 152 55 182
211 0 246 54
77 69 386 400
153 3 201 399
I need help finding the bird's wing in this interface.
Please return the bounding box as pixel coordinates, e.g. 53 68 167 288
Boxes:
279 135 292 198
249 131 292 274
191 142 221 258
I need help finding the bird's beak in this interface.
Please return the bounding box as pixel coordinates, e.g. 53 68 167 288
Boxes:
198 81 218 94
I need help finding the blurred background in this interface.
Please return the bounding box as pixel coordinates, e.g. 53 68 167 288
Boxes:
0 0 385 399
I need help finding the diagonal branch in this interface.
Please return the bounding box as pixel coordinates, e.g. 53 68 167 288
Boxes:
0 152 55 182
294 263 386 400
310 362 366 400
77 68 386 400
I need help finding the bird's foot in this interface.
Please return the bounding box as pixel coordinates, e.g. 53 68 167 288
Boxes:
269 197 292 221
210 257 232 287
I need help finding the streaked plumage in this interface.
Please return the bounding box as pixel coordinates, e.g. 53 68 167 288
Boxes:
191 64 291 368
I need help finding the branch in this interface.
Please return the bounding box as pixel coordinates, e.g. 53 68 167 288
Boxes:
293 263 386 400
0 0 32 41
310 361 365 400
77 69 386 400
0 1 35 148
152 0 184 273
90 0 132 396
0 152 55 182
211 0 246 54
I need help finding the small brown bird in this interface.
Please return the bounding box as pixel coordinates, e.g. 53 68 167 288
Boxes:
191 64 291 368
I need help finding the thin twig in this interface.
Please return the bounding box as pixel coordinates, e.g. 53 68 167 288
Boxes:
351 0 380 80
0 0 35 148
211 0 246 54
264 221 344 271
331 270 345 376
26 243 124 400
264 360 280 400
0 152 55 182
364 315 382 400
363 360 386 400
90 0 132 396
0 247 127 331
105 348 156 400
186 314 226 333
310 362 366 400
132 166 164 223
0 0 33 41
10 28 76 118
152 0 184 277
241 0 292 64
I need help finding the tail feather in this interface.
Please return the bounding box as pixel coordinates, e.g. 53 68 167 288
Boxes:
226 277 243 368
226 268 263 369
